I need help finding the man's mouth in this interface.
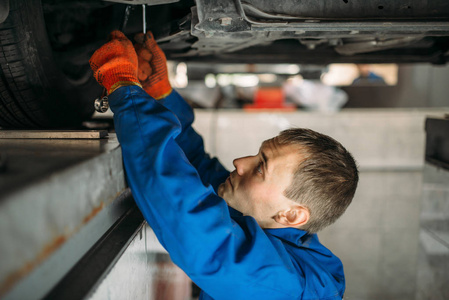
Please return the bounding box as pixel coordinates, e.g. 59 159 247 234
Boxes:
227 176 233 189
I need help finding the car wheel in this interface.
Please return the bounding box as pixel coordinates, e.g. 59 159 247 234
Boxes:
0 0 120 128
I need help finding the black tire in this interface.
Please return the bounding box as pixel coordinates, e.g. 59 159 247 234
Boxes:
0 0 105 128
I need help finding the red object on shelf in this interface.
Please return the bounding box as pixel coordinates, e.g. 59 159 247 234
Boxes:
244 87 296 111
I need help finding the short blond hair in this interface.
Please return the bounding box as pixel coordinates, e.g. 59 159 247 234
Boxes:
277 128 358 233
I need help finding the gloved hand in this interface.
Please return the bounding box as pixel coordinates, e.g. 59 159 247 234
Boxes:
134 32 172 100
89 30 141 95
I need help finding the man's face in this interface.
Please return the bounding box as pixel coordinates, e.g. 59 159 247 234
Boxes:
218 138 303 228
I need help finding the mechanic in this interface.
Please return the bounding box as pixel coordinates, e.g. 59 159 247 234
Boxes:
89 30 359 300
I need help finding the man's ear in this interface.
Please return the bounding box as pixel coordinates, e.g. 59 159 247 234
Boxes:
274 205 310 227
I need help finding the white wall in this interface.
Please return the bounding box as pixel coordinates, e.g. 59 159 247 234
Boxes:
193 108 445 171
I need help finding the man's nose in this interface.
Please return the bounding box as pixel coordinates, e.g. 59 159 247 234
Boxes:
233 156 253 176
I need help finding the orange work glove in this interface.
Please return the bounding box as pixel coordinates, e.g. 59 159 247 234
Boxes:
134 32 172 100
89 30 141 95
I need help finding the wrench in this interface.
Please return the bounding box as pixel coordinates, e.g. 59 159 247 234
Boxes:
94 5 132 113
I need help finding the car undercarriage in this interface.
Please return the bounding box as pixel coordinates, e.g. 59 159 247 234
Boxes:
0 0 448 128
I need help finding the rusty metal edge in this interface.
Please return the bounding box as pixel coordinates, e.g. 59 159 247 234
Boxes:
43 204 145 300
1 188 134 300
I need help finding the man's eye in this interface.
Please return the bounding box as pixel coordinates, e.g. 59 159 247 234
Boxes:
257 162 263 174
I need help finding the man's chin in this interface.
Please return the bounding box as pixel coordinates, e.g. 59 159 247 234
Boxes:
217 185 232 205
217 183 225 197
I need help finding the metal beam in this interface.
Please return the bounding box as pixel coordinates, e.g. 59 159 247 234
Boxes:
0 130 108 139
43 206 145 300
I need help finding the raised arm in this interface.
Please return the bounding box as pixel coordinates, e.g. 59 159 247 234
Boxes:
160 91 229 191
135 32 229 192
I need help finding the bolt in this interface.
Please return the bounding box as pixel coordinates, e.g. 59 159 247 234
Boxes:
94 96 109 113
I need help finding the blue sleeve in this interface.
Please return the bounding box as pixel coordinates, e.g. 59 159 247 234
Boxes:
159 90 229 192
109 86 303 300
